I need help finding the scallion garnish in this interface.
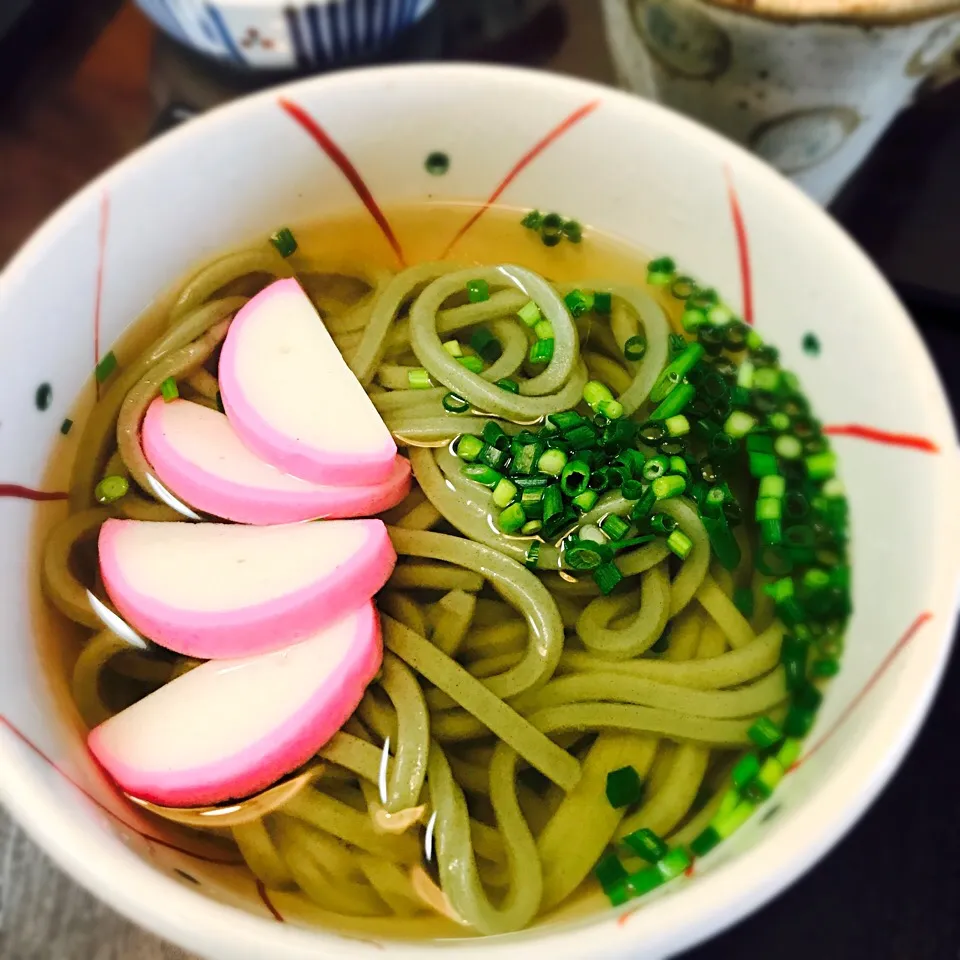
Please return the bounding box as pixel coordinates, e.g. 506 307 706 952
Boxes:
517 300 541 327
466 278 489 303
457 355 485 374
605 766 643 807
160 377 179 402
623 335 647 361
528 338 554 365
496 378 520 393
269 227 297 257
594 291 612 314
443 339 463 357
407 368 432 390
60 418 73 436
593 560 623 595
470 327 502 362
95 351 118 383
95 474 129 504
442 392 470 414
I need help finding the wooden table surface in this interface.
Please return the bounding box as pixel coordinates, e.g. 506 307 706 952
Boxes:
1 9 200 957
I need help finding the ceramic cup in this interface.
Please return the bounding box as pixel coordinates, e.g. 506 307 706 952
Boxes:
602 0 960 203
1 63 958 960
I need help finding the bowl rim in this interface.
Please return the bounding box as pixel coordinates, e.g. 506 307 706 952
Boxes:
1 60 958 960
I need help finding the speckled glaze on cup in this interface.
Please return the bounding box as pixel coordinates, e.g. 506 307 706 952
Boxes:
0 63 959 960
602 0 960 203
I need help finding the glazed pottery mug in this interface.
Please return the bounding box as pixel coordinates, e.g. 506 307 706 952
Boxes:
602 0 960 203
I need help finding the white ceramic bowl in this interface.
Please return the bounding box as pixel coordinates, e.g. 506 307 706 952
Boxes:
1 64 958 960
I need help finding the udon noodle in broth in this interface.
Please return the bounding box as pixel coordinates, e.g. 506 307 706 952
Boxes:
37 204 850 937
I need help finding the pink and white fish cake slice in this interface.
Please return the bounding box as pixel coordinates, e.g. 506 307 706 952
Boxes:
218 278 397 486
98 517 395 658
89 602 382 807
141 398 411 524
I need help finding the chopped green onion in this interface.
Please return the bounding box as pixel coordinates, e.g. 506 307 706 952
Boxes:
572 490 599 512
521 519 543 535
531 318 553 342
461 464 502 487
747 716 783 749
646 256 676 286
656 848 691 880
455 435 484 462
776 737 803 769
548 410 582 432
784 704 816 738
520 487 545 518
542 484 563 522
160 377 179 402
733 586 754 618
565 424 597 450
805 451 836 479
95 351 118 383
443 340 463 357
594 291 612 314
457 355 485 374
562 219 583 243
60 418 73 436
598 399 624 420
538 448 568 477
605 766 643 808
625 866 665 898
541 212 564 246
525 542 541 569
753 367 780 391
690 826 721 857
95 475 129 504
650 382 696 421
701 512 741 570
595 853 628 894
731 753 761 789
667 529 693 559
758 474 786 499
756 497 782 521
565 540 610 571
521 209 543 230
529 338 555 365
811 657 840 678
269 227 297 257
652 475 686 500
749 452 779 477
624 336 647 361
470 327 501 362
712 799 755 839
578 524 606 544
650 343 705 402
665 414 690 437
642 455 670 482
707 304 733 326
407 368 432 389
512 442 542 475
466 278 489 303
670 275 696 299
669 456 688 476
724 410 756 438
492 478 518 508
496 378 520 393
583 380 615 410
760 517 782 545
560 460 590 497
745 757 784 802
682 308 707 332
442 392 470 414
517 300 542 327
498 502 527 533
478 443 509 470
600 515 630 541
623 827 669 864
775 434 803 459
594 561 623 595
564 289 594 317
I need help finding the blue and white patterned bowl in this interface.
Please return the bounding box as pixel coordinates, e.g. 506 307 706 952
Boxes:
135 0 436 70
